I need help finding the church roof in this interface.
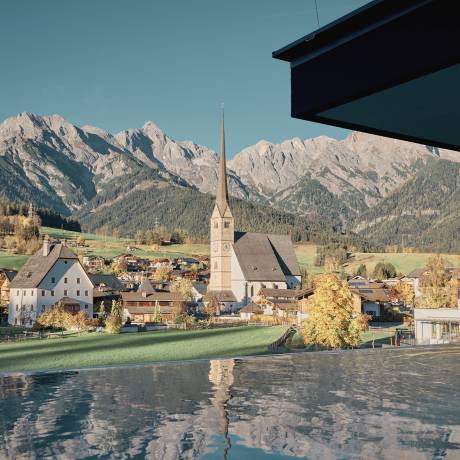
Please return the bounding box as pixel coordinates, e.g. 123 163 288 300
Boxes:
233 232 300 282
10 243 79 289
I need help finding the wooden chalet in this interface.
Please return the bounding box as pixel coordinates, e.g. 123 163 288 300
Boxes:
121 279 186 324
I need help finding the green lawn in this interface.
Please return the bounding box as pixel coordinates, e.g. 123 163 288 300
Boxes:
0 326 286 373
3 226 460 275
0 252 30 270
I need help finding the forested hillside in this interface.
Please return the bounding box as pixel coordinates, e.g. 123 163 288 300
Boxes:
76 181 368 249
355 159 460 252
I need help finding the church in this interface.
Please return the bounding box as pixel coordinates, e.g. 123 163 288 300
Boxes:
207 113 301 310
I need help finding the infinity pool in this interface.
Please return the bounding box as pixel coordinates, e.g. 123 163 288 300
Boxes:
1 346 460 459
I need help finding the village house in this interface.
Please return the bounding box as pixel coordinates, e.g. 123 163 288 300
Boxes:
8 238 94 327
121 278 186 324
90 274 125 317
82 255 106 271
112 254 148 272
347 279 392 319
207 114 301 311
0 269 16 305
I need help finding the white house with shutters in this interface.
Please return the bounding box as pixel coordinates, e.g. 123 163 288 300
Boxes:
8 238 94 327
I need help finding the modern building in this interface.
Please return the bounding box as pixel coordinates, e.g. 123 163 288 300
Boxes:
273 0 460 152
414 308 460 345
207 113 301 310
8 238 94 327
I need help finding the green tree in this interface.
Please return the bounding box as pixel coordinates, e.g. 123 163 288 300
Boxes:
355 264 367 277
372 262 396 279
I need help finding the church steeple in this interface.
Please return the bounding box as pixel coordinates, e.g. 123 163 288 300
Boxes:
216 110 229 216
209 110 234 299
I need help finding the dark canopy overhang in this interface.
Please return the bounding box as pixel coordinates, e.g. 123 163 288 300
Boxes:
273 0 460 151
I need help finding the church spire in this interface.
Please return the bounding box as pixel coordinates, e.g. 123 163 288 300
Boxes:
216 110 229 216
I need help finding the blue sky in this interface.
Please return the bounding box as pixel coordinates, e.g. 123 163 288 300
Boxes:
0 0 369 156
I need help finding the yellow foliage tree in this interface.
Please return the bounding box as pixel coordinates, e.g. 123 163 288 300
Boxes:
153 265 172 281
417 255 454 308
171 278 193 302
389 281 415 307
301 273 369 349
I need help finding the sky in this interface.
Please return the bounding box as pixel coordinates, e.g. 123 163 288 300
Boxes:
0 0 370 157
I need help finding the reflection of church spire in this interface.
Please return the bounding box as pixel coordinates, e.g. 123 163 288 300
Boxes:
216 110 229 216
209 359 235 459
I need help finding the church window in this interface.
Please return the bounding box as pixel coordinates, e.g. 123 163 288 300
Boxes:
224 221 230 229
251 285 254 297
214 222 218 229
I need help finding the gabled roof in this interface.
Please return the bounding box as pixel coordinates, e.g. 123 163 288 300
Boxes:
233 232 300 281
1 270 17 282
121 291 185 302
240 303 263 314
10 244 79 289
205 290 237 303
407 268 428 279
137 278 155 295
89 274 124 290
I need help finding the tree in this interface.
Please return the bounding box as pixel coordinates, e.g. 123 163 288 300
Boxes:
105 300 123 334
172 300 185 319
98 301 106 322
355 264 367 277
301 273 369 349
417 255 454 308
372 262 396 279
153 265 172 281
389 281 415 307
203 295 219 319
171 278 193 302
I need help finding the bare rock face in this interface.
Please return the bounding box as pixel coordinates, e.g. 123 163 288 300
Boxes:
0 112 458 220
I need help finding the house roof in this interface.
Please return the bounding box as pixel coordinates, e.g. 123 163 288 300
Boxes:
205 290 237 303
240 303 263 314
259 287 313 300
1 270 17 282
233 232 300 282
192 282 208 296
121 291 185 303
407 268 428 279
137 278 156 295
90 274 124 290
10 244 79 289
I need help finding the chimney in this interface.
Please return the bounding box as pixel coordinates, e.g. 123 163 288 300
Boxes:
42 235 50 257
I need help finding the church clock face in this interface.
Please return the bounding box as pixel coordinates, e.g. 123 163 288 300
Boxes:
223 242 230 253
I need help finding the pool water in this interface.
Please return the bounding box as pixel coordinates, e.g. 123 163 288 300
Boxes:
1 346 460 459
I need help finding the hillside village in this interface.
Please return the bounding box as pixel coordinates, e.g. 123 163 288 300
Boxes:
1 117 460 350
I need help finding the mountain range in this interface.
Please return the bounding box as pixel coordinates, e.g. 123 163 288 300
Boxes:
1 112 459 250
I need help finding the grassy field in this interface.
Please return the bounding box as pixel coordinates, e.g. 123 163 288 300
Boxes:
1 226 458 275
0 326 286 373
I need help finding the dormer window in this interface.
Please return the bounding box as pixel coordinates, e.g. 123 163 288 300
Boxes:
51 277 55 283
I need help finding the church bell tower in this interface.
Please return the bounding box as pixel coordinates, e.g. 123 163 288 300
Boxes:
209 111 234 294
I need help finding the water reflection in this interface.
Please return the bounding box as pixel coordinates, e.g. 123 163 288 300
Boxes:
2 347 460 459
